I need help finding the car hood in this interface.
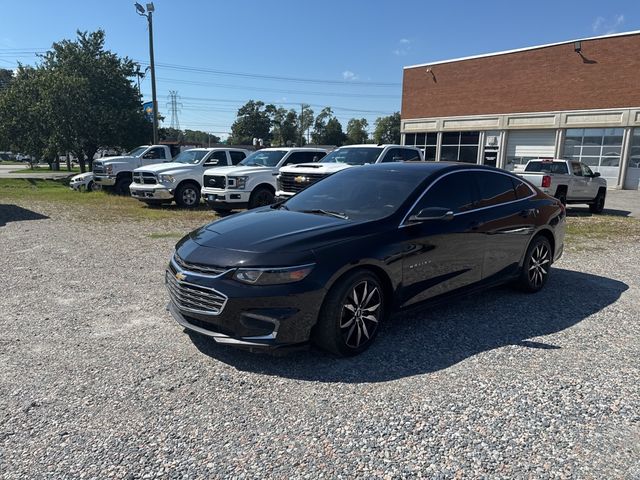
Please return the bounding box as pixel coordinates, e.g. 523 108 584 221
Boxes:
175 208 374 266
280 163 352 174
71 172 93 181
203 165 271 176
95 155 135 165
136 162 193 175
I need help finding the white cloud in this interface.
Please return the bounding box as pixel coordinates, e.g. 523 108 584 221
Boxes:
399 38 411 44
342 70 358 81
393 38 412 56
592 14 625 34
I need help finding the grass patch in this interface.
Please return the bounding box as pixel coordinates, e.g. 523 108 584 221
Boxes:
0 160 23 165
565 214 640 251
0 178 215 223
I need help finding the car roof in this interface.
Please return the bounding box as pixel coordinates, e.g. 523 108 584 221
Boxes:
257 147 327 152
359 161 511 175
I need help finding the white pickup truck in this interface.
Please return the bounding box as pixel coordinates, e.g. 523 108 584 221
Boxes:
275 144 423 199
201 147 328 212
516 159 607 213
93 145 179 194
129 147 251 208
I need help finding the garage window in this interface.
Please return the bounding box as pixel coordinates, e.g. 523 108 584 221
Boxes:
404 132 437 161
563 128 624 168
440 131 479 163
630 129 640 168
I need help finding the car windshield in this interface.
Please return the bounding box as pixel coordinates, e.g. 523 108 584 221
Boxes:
284 167 425 221
525 161 568 174
321 147 384 165
239 150 286 167
127 147 147 157
173 150 208 164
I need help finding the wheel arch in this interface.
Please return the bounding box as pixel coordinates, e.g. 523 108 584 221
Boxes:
176 178 201 191
523 228 556 266
253 182 276 194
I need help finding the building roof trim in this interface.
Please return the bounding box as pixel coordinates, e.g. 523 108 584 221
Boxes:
403 30 640 70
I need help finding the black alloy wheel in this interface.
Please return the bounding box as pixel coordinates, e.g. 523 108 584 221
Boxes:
589 190 606 214
248 187 275 209
175 183 201 208
314 271 384 356
517 236 552 293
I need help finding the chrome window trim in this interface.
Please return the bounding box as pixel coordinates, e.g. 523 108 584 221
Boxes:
399 168 536 227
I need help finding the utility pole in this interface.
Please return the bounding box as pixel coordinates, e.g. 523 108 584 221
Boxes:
300 104 304 147
135 2 159 144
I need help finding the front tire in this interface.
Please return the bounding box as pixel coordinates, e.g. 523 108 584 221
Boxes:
517 236 552 293
86 180 101 192
114 177 131 196
313 270 385 356
589 189 606 214
175 183 201 208
248 187 274 209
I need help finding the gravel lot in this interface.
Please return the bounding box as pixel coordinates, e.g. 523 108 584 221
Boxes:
1 200 639 479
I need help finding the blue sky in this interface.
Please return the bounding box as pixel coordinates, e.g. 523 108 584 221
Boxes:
1 0 638 139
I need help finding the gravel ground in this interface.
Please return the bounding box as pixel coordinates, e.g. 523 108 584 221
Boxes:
1 201 639 479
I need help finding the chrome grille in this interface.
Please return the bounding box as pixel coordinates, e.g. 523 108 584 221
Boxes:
133 172 157 184
165 271 227 315
173 254 228 276
203 175 226 189
93 164 105 174
278 172 328 194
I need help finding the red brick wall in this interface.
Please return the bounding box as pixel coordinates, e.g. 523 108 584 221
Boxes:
401 34 640 120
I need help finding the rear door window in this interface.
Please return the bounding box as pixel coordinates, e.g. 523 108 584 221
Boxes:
380 148 405 163
229 151 247 165
401 148 422 162
476 171 517 207
413 172 478 214
571 162 583 176
511 178 533 199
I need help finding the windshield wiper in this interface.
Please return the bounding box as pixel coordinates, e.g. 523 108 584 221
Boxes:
301 209 348 219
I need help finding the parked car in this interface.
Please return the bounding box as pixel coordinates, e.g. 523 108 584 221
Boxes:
516 159 607 213
165 162 565 356
69 172 100 192
276 144 423 200
93 145 180 195
130 148 251 208
201 147 329 213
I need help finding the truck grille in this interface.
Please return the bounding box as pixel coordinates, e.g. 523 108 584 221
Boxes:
93 164 105 175
165 271 227 315
203 175 226 189
278 172 328 194
132 172 157 184
173 254 228 276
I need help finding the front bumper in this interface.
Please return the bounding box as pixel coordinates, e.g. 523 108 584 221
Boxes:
165 258 325 349
94 174 116 186
202 188 251 209
130 183 174 200
69 183 83 191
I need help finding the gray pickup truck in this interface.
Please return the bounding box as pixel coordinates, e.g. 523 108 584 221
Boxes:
516 159 607 213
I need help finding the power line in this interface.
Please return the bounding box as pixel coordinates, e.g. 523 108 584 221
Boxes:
167 90 182 130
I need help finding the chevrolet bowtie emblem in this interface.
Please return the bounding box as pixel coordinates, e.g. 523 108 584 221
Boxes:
175 272 187 281
294 176 307 183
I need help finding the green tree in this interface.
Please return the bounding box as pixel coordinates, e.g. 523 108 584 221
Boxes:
228 100 274 145
39 30 150 172
270 107 299 146
345 118 369 144
299 104 314 144
0 68 13 89
312 107 346 146
373 112 401 144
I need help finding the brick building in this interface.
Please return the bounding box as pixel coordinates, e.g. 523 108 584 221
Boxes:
401 31 640 189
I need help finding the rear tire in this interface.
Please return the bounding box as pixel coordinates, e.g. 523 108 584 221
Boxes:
248 187 274 209
554 187 567 206
175 182 201 209
589 189 606 214
313 270 385 356
516 235 552 293
114 177 131 196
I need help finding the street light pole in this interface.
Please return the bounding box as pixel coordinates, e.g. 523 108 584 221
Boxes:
136 2 159 144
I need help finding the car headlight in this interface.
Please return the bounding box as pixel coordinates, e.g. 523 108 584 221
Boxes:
159 174 175 184
233 264 314 285
105 165 113 174
228 176 247 189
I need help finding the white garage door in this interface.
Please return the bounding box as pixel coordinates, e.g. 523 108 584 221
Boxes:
506 130 556 170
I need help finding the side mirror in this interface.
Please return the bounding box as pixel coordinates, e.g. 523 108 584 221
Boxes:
408 207 454 223
592 172 601 177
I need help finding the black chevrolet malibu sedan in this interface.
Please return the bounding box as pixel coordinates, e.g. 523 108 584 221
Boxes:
166 162 565 356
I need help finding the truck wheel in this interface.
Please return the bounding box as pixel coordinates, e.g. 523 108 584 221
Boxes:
86 180 101 192
175 182 201 208
114 177 131 196
589 189 606 214
554 188 567 206
248 187 274 209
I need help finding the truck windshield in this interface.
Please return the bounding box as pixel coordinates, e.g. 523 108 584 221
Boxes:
239 150 286 167
173 150 208 164
525 161 569 174
127 147 147 157
321 148 383 165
